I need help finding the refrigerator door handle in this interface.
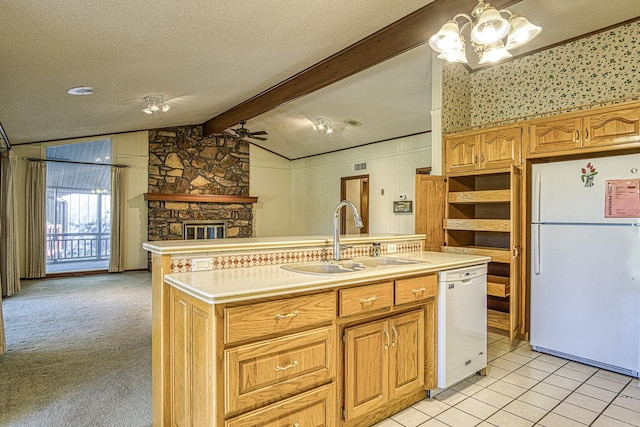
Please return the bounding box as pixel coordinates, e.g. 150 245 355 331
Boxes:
533 173 541 224
533 224 541 275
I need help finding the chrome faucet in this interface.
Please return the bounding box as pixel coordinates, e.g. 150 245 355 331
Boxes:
333 200 364 260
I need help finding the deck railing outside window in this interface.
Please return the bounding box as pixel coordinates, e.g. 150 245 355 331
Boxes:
46 232 110 264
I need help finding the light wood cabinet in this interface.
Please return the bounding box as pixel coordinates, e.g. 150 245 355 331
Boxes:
169 286 215 427
166 270 442 427
415 174 445 252
527 102 640 157
225 384 336 427
343 310 424 422
445 125 522 174
443 167 522 340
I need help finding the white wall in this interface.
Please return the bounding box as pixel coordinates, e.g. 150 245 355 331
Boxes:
249 145 292 237
13 131 148 275
288 133 431 236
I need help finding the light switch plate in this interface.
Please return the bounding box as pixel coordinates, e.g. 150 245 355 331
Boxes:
191 257 213 271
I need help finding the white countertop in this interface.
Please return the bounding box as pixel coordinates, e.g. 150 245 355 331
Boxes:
143 233 425 255
164 251 491 304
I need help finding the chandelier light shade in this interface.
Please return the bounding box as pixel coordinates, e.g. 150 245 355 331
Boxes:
429 0 541 65
313 118 334 135
143 95 170 114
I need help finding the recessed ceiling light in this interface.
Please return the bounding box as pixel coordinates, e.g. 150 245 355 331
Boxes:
67 86 97 96
344 119 362 127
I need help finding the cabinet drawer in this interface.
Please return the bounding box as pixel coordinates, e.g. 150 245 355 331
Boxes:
224 292 336 344
487 275 510 298
225 383 336 427
225 327 335 415
339 282 393 317
395 275 437 305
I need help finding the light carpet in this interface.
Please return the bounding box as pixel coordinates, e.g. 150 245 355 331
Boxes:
0 271 152 427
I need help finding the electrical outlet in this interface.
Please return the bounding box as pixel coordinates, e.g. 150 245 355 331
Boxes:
191 257 213 271
387 243 397 253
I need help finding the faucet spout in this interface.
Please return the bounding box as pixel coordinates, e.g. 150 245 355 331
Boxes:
333 200 364 261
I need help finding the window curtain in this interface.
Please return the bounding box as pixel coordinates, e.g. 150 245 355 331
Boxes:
26 160 46 278
108 166 126 273
0 292 5 355
0 150 20 296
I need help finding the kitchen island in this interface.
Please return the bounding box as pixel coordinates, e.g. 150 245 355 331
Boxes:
144 234 490 426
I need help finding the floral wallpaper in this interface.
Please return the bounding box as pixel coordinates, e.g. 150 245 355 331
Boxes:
469 21 640 126
442 63 471 133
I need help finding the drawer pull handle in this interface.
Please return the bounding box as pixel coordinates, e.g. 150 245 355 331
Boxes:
411 287 426 295
274 310 299 320
383 328 390 350
293 423 300 427
275 360 299 371
360 295 377 305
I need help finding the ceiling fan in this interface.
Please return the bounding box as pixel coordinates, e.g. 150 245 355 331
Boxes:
230 120 268 141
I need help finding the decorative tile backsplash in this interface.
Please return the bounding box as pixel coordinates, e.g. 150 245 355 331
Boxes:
441 21 640 133
169 241 423 273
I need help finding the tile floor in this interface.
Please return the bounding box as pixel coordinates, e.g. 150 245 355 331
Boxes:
374 332 640 427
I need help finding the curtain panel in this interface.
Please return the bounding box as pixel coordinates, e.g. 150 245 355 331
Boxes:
0 150 21 296
26 161 47 278
108 167 126 273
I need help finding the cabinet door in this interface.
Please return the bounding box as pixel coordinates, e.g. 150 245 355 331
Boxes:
479 126 521 170
583 105 640 148
445 134 480 173
344 320 388 421
509 167 522 341
527 116 581 155
170 288 213 427
389 311 424 399
414 175 445 252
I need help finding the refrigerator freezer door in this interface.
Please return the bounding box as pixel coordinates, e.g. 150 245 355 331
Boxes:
530 224 640 374
532 154 640 224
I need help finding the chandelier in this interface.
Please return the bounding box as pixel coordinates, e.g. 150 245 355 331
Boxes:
142 95 170 114
429 0 541 65
313 118 334 135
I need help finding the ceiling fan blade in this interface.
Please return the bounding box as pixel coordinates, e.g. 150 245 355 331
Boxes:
251 136 268 141
250 130 268 136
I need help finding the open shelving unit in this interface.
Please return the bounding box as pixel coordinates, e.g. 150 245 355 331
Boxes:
442 167 522 340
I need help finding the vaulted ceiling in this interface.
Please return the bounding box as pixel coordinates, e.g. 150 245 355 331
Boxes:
1 0 639 159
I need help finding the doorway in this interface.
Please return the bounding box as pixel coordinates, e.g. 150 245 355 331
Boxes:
45 140 112 274
340 175 369 234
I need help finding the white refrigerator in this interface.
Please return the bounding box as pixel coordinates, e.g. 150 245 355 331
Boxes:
530 153 640 378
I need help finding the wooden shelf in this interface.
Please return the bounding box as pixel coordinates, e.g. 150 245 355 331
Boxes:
487 309 510 331
444 219 511 232
441 246 511 263
448 189 511 204
487 275 510 298
144 193 258 203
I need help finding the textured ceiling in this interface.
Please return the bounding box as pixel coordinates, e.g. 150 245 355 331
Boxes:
0 0 434 145
1 0 639 159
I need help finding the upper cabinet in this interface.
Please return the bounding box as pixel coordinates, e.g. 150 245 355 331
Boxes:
526 102 640 157
445 125 522 174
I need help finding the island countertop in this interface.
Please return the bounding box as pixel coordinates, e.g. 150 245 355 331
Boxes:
164 251 490 304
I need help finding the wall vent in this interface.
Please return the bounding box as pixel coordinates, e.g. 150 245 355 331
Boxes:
354 162 367 171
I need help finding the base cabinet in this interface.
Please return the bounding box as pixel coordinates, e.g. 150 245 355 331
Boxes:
343 310 424 422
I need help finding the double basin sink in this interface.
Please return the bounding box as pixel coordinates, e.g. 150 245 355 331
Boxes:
281 256 427 275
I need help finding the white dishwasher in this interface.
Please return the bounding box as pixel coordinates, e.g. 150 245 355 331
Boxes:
437 264 488 389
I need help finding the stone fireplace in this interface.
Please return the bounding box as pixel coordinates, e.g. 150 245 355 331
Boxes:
147 125 255 242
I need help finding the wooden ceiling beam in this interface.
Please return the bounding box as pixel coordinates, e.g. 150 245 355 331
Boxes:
202 0 521 136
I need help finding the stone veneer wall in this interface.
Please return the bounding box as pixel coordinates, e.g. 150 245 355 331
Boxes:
148 125 253 241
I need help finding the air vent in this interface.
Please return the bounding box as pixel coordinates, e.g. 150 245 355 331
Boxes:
354 162 367 171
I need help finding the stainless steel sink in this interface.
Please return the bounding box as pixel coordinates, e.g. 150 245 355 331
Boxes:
281 257 426 275
357 256 426 267
281 260 365 275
